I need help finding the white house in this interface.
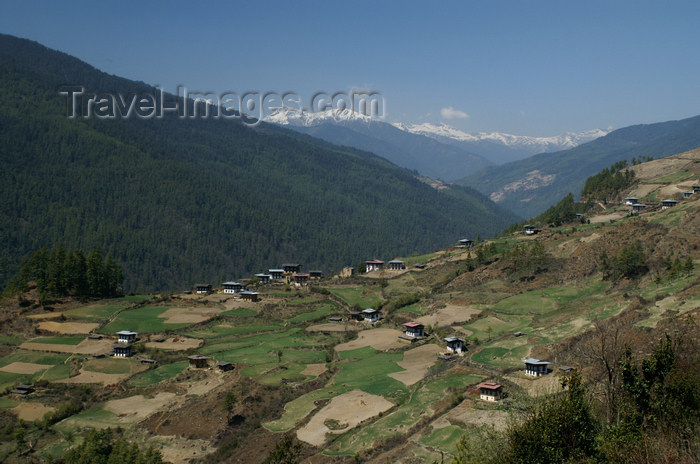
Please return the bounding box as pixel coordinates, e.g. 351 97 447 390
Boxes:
113 344 133 358
444 336 466 353
477 382 502 402
388 260 405 270
222 282 245 294
116 330 138 344
458 239 473 248
269 269 284 280
403 322 425 338
362 308 380 323
624 197 639 206
524 358 550 376
524 225 536 235
365 259 385 272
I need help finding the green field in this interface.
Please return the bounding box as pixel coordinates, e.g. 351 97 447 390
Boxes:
83 357 139 374
420 424 466 455
129 361 188 386
330 286 383 308
0 335 24 345
463 314 532 340
264 385 353 432
288 303 338 323
100 306 191 333
646 171 693 184
63 303 128 321
30 336 84 345
185 323 284 339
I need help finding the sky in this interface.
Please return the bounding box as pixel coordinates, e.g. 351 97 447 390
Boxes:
2 0 700 136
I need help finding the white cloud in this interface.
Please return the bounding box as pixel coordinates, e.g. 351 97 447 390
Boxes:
440 106 469 119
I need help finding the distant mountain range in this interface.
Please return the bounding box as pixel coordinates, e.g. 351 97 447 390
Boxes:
265 108 610 171
458 114 700 218
0 33 518 291
394 122 611 165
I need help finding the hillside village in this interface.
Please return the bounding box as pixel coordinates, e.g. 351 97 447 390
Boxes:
0 149 699 463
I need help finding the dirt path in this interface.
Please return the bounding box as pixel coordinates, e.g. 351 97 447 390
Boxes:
296 390 394 446
388 344 442 386
334 328 404 352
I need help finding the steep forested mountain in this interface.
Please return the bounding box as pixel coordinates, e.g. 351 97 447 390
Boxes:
0 34 518 292
459 115 700 218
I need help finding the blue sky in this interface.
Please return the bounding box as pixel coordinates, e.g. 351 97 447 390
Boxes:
2 0 700 135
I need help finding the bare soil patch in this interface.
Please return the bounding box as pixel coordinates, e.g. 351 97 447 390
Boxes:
589 211 626 224
389 344 443 386
296 389 394 446
301 363 327 376
145 336 202 351
26 312 64 320
431 400 509 431
146 435 216 464
11 402 55 421
0 362 54 374
58 370 132 386
102 392 178 424
505 372 561 397
159 306 226 324
306 322 358 332
335 328 404 352
37 321 99 334
20 338 113 355
416 304 481 327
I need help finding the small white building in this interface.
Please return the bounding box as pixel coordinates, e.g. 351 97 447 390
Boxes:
362 308 380 323
388 260 405 270
116 330 138 344
661 199 678 210
269 269 284 280
458 239 473 248
196 284 212 294
477 382 502 402
524 358 550 377
624 197 639 206
365 259 385 272
524 225 536 235
222 282 245 294
444 336 466 353
403 322 425 338
113 344 133 358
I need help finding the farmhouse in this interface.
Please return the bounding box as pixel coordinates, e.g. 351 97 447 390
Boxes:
339 267 355 278
116 330 138 344
309 270 323 279
88 334 103 340
476 382 502 402
11 384 34 396
402 322 425 338
196 284 212 294
139 357 157 365
458 238 473 248
282 263 301 273
624 197 639 206
269 269 284 280
240 291 260 302
223 281 245 294
683 191 694 199
662 199 678 210
188 355 210 368
113 344 133 358
217 361 234 371
693 185 700 193
524 358 551 376
255 273 271 284
388 260 406 270
293 273 310 285
444 336 466 353
631 203 646 214
524 225 536 235
365 259 385 272
362 308 380 323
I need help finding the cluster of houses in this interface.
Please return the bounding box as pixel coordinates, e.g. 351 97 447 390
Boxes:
626 185 699 215
364 259 406 272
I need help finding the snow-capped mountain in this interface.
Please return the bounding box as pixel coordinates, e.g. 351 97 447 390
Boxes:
393 122 611 161
262 108 492 181
263 107 377 127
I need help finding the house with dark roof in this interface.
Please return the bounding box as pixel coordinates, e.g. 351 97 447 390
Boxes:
388 260 405 270
683 191 694 199
255 273 271 284
524 225 536 235
240 291 260 302
309 270 323 279
524 358 550 376
624 197 639 206
662 199 678 210
116 330 138 344
293 273 310 285
113 344 133 358
269 269 284 280
632 203 646 214
444 336 466 353
223 282 245 294
282 263 301 273
458 238 473 248
196 284 212 294
188 355 210 368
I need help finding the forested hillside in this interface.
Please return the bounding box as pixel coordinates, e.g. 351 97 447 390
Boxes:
0 34 518 292
459 115 700 217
